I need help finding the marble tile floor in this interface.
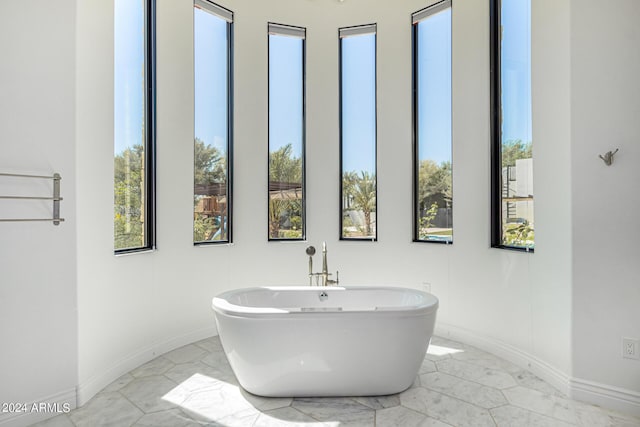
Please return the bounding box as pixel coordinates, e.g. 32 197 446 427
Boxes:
32 336 640 427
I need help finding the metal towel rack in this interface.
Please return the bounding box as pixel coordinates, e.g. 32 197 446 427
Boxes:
0 172 64 225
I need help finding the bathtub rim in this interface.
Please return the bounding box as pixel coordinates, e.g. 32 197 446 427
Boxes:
212 285 439 318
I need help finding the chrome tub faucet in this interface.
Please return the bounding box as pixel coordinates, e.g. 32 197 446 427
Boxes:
306 241 339 286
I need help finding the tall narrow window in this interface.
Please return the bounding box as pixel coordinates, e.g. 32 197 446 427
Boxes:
413 1 453 243
339 24 377 240
268 23 306 240
193 0 233 244
114 0 155 252
491 0 533 250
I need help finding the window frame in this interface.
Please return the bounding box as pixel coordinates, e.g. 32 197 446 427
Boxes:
267 22 307 242
338 23 378 242
490 0 534 252
114 0 156 255
192 0 234 246
411 0 453 244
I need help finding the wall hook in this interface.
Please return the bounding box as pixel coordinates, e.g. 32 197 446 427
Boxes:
598 148 619 166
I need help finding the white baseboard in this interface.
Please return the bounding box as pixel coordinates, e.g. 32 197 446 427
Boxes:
0 388 76 427
435 322 640 418
570 377 640 417
435 322 571 395
77 325 217 406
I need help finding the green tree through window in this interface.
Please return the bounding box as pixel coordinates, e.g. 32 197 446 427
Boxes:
114 145 145 249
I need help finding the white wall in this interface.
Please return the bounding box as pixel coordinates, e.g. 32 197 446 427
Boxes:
530 0 573 379
2 0 637 423
0 1 78 426
571 0 640 412
74 0 574 407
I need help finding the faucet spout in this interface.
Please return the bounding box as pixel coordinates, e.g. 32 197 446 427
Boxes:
322 241 328 277
321 242 339 286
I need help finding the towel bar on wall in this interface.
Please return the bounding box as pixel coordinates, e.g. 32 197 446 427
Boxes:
0 172 64 225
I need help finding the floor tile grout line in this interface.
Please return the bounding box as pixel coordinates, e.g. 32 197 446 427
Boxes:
499 387 509 409
436 356 517 376
115 389 148 416
289 404 327 424
487 407 499 427
67 413 80 427
493 404 581 427
399 402 430 420
502 383 586 421
504 399 579 425
454 358 524 378
418 381 507 411
429 363 517 392
416 382 508 414
491 401 512 409
129 411 144 427
69 390 144 427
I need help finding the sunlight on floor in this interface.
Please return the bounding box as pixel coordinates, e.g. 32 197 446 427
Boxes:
426 344 464 356
162 372 337 426
162 373 250 424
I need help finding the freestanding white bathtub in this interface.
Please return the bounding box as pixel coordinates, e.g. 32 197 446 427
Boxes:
211 286 438 397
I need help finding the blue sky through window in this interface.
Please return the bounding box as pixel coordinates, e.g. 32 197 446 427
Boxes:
269 34 303 157
341 33 376 175
114 0 144 155
501 0 532 144
115 4 530 175
417 8 451 165
194 8 228 156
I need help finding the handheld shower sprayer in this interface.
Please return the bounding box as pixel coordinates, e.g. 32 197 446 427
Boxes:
306 246 316 286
